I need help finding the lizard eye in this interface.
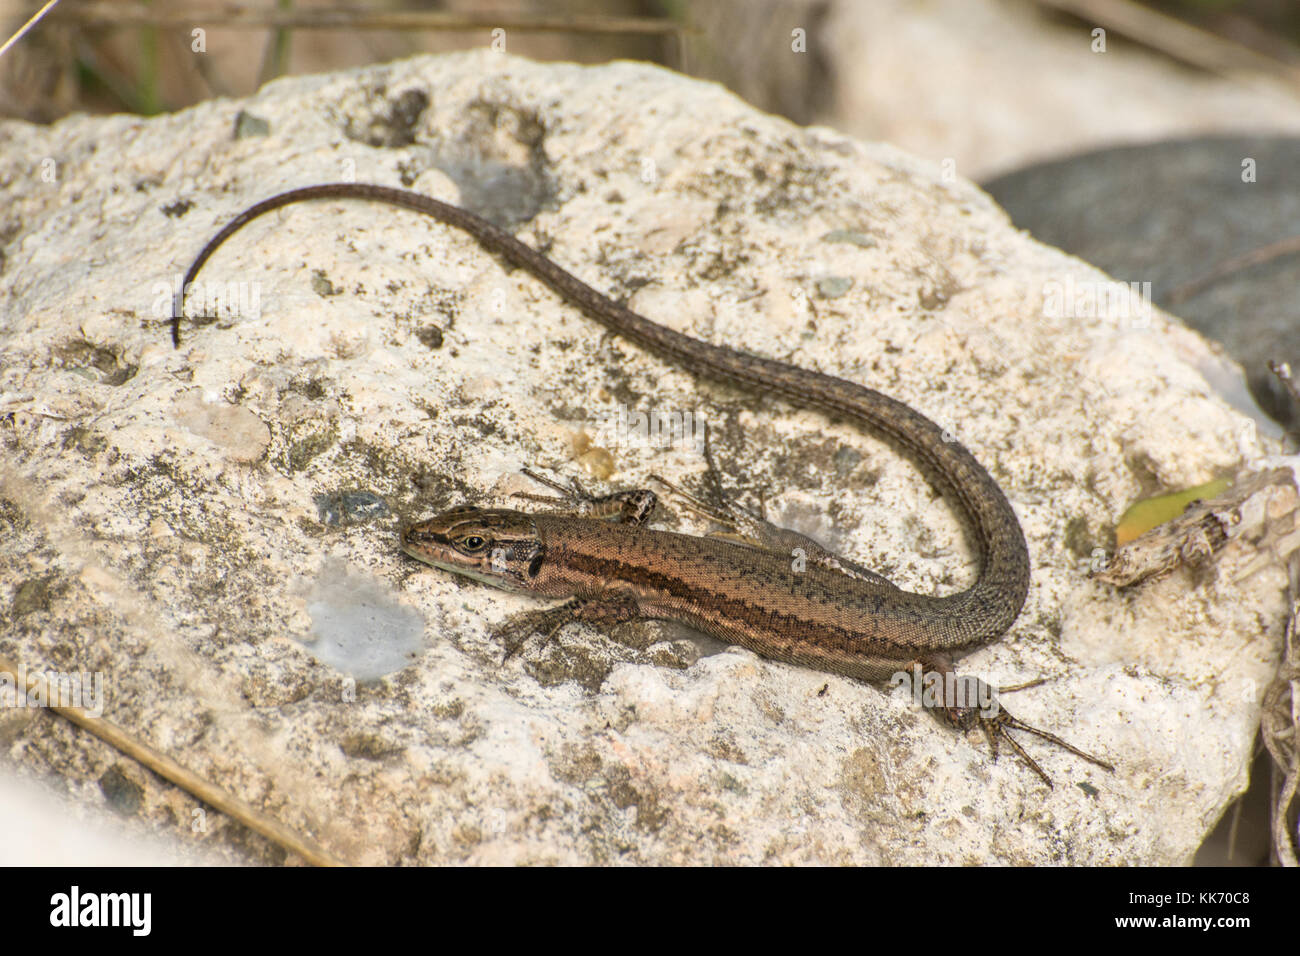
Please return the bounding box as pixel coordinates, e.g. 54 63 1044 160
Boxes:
458 534 488 552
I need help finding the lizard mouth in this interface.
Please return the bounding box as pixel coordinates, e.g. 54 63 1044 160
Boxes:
403 548 520 592
400 523 521 591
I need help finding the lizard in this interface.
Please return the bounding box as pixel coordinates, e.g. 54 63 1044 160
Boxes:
171 182 1113 787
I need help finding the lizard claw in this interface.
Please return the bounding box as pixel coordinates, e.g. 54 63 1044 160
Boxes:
935 673 1114 787
980 708 1115 788
493 599 586 663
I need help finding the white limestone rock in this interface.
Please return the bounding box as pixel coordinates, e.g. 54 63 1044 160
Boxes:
0 51 1285 864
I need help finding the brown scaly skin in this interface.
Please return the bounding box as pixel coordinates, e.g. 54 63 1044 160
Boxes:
175 183 1112 786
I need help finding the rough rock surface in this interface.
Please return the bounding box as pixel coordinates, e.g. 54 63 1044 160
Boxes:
0 51 1287 864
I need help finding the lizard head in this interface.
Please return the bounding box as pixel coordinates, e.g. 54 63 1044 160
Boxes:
401 507 545 592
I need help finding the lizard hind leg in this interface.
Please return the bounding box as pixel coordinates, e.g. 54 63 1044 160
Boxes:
981 708 1116 786
923 667 1114 788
